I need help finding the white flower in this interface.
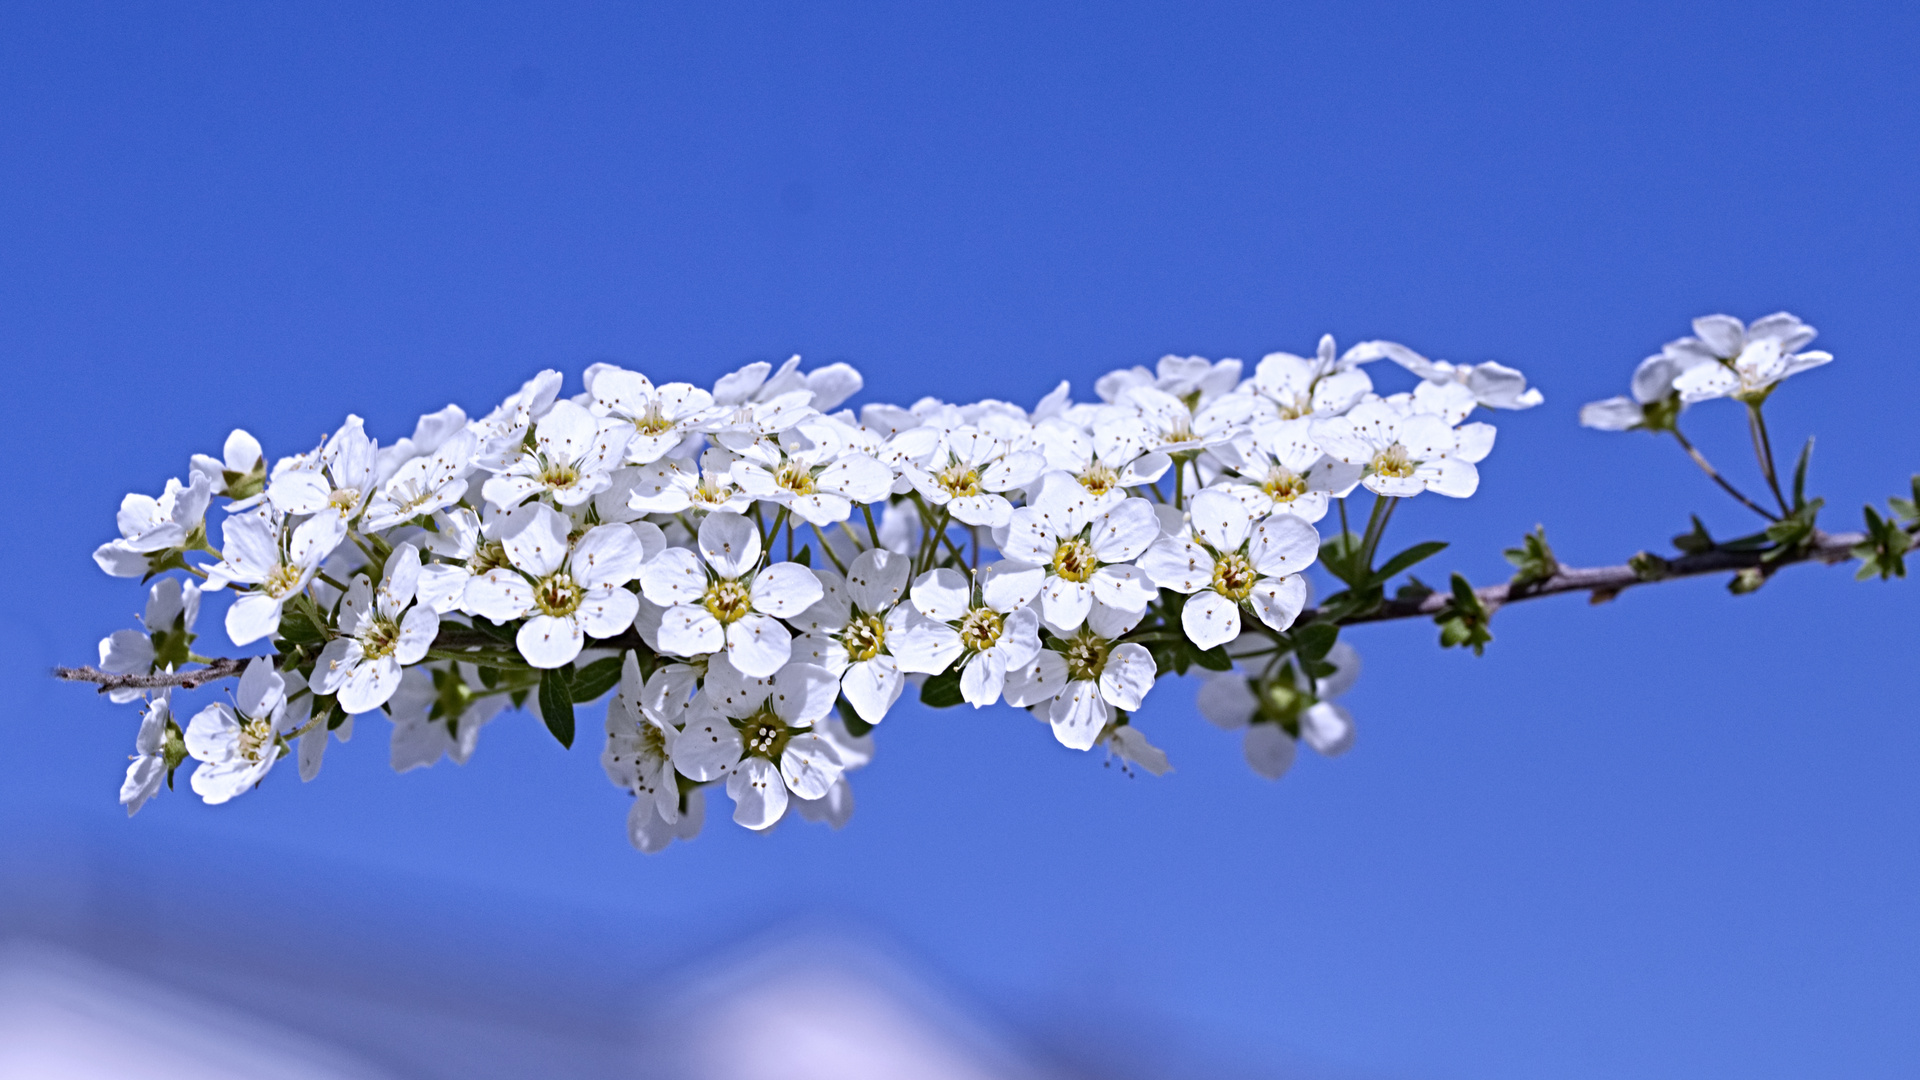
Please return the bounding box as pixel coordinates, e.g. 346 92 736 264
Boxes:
464 504 648 668
698 363 820 451
790 716 873 829
184 657 292 804
1196 641 1360 779
120 691 175 816
92 474 213 578
98 577 202 704
1667 313 1832 404
1310 395 1495 499
586 365 716 465
189 429 267 503
362 428 477 531
313 543 440 713
267 415 380 527
714 354 865 412
386 663 507 772
908 566 1044 708
1249 336 1381 419
479 399 632 510
374 404 469 479
671 659 844 830
626 447 756 515
601 653 699 853
470 369 564 450
1103 724 1172 776
1377 342 1543 410
639 511 823 676
1029 417 1172 512
730 435 894 527
1210 418 1357 523
413 504 535 615
1000 485 1159 632
1137 490 1319 649
895 425 1047 528
1093 384 1261 463
1579 348 1708 432
1003 603 1157 752
1094 354 1243 405
789 548 963 724
202 510 347 645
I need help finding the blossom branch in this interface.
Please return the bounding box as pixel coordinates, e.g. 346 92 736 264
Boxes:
54 656 250 693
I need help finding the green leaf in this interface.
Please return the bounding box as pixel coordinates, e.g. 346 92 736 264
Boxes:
1791 437 1814 510
1188 643 1234 671
1728 567 1768 594
1292 621 1339 662
538 666 575 748
919 667 965 708
275 609 328 646
792 544 813 567
837 697 875 737
1627 551 1670 581
1672 515 1715 555
1889 475 1920 524
1315 585 1384 623
569 655 624 704
473 617 519 645
1434 573 1493 655
1761 498 1822 564
1853 503 1912 581
1366 541 1449 588
1318 531 1366 586
1502 526 1558 589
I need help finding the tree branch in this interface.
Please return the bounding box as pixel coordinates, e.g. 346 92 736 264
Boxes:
1327 527 1881 626
54 656 251 693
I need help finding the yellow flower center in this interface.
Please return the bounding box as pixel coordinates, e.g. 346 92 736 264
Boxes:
534 572 583 618
1052 537 1099 583
775 461 816 496
467 540 511 575
630 402 675 436
1077 464 1121 497
328 487 362 514
540 459 582 490
935 462 982 499
237 717 275 762
739 708 792 760
1261 467 1307 504
1062 630 1111 682
702 578 754 624
958 607 1003 653
1370 443 1416 479
262 562 305 599
840 611 888 663
360 617 402 660
1211 551 1259 601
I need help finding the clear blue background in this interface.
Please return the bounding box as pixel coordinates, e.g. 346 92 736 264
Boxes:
3 3 1917 1077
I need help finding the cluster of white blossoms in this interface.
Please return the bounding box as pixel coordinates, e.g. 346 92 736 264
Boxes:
88 341 1546 852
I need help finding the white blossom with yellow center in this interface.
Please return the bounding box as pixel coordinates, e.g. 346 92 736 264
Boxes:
671 658 844 831
314 542 441 714
786 548 963 724
907 565 1045 709
1309 393 1494 499
1138 489 1321 650
638 510 824 677
184 657 295 805
1001 481 1159 633
465 503 649 669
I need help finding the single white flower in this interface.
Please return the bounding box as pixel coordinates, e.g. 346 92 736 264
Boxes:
469 369 564 450
1376 342 1543 410
413 503 535 615
479 399 632 510
1667 312 1832 404
120 691 176 816
1029 417 1172 512
313 543 440 713
464 504 648 668
266 415 381 527
98 577 202 704
362 428 477 530
386 663 507 772
602 653 699 853
1196 641 1360 779
908 566 1045 708
1210 417 1357 523
1137 490 1319 649
190 429 267 503
790 715 874 829
1094 354 1243 405
586 365 717 465
671 659 844 830
1002 603 1157 752
1092 384 1261 463
789 549 964 724
184 657 292 804
1103 724 1172 776
374 404 470 479
202 510 347 645
1000 485 1159 632
1310 396 1495 499
1249 336 1380 420
1579 346 1709 432
730 435 894 527
638 511 823 677
895 425 1047 528
715 354 865 412
92 474 214 578
698 363 820 450
626 447 756 515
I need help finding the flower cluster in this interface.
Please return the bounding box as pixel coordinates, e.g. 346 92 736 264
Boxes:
86 341 1544 851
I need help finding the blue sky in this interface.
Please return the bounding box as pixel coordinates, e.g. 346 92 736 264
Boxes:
4 3 1917 1077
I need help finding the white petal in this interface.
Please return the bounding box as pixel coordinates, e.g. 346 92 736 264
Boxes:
750 561 824 617
1246 575 1308 633
1247 514 1320 578
640 546 709 607
779 733 845 800
841 658 904 724
910 568 971 621
1181 591 1243 651
1090 563 1156 614
959 650 1008 708
1137 535 1211 593
889 618 963 675
338 657 403 714
1097 643 1156 711
225 593 285 647
658 605 727 658
464 570 536 622
1087 498 1160 562
725 613 792 677
1243 723 1297 779
772 661 843 727
845 548 910 613
1301 701 1356 757
726 756 789 830
1048 682 1109 751
698 511 762 579
672 703 743 781
1188 489 1250 553
576 586 640 639
1196 673 1256 730
569 523 645 588
394 605 439 665
517 614 585 668
504 504 572 578
1002 650 1068 708
981 561 1046 612
1040 577 1092 631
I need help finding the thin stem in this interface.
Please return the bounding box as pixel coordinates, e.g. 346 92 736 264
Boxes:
1746 403 1791 514
1357 495 1398 572
862 502 882 549
1338 497 1350 539
809 523 849 574
1172 457 1186 510
1669 426 1779 522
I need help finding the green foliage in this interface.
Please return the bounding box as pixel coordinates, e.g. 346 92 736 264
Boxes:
1503 526 1558 589
1791 437 1815 510
274 608 328 647
569 655 625 704
1365 541 1448 589
1435 573 1493 655
1854 504 1912 581
919 667 965 708
538 666 575 748
1628 551 1670 581
1760 498 1822 564
1318 531 1367 586
1889 475 1920 524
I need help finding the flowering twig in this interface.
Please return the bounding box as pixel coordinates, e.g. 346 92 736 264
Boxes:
1670 426 1778 522
54 657 250 693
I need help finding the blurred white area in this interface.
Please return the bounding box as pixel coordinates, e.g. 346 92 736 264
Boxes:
0 942 394 1080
